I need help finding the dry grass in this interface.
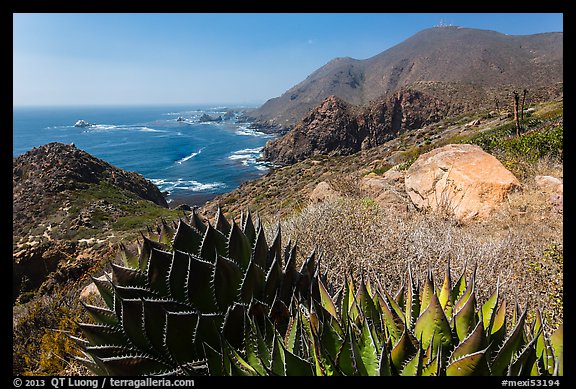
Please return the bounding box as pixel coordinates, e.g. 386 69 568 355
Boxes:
263 157 562 331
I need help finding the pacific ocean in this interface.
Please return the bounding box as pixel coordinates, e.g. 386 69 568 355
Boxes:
12 105 275 207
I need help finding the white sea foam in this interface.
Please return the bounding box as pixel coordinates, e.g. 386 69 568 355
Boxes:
176 147 205 164
150 178 225 192
227 147 271 172
235 126 272 137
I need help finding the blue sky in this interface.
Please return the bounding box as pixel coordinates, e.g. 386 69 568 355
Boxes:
13 13 563 107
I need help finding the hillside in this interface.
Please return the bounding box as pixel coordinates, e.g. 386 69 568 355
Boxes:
13 142 180 303
261 83 562 165
247 27 563 130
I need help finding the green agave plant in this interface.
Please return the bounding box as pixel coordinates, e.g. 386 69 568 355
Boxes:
73 209 321 375
213 264 563 376
73 209 563 376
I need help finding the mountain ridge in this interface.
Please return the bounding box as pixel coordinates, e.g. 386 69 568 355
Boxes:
247 26 563 130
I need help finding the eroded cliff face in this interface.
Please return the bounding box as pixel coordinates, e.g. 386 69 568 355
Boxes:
262 90 453 165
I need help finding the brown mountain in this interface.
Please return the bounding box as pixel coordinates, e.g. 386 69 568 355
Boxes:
248 26 563 130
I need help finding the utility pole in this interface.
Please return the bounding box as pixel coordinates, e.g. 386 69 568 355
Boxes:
513 91 520 138
520 89 528 122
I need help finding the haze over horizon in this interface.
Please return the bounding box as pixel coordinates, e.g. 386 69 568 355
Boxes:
13 13 563 107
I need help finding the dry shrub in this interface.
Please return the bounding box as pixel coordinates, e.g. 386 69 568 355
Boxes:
265 169 562 330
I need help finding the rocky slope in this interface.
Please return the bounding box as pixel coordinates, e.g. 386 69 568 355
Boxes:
247 27 563 130
13 142 177 303
261 81 563 166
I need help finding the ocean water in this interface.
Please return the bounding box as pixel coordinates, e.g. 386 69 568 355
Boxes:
12 105 275 206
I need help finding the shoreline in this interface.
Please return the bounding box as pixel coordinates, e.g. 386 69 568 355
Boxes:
166 191 221 209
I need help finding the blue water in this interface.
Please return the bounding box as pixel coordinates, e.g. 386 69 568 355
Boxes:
13 105 275 206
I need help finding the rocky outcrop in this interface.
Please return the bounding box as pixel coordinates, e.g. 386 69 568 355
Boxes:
12 142 168 303
309 181 339 203
535 175 563 213
13 142 167 216
198 113 223 122
262 90 452 165
404 144 521 222
360 167 411 213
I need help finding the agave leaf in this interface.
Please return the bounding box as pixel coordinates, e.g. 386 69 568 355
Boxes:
99 354 174 376
221 337 258 376
451 264 467 311
453 267 475 315
336 328 358 376
531 310 552 376
113 284 156 301
119 298 150 352
241 210 257 245
267 225 282 272
391 325 417 373
420 268 435 313
116 242 139 269
454 291 477 342
214 207 231 236
240 260 266 303
379 294 404 346
405 266 420 329
78 323 127 347
92 275 115 310
449 320 487 362
354 319 380 376
172 219 203 256
78 353 111 375
480 278 499 332
489 299 507 352
490 305 528 376
319 318 344 362
228 221 251 272
270 296 290 336
264 256 282 305
383 289 406 330
199 223 228 263
202 342 224 376
146 248 172 297
438 258 452 311
550 324 563 376
508 332 539 376
84 345 132 359
346 275 360 324
400 344 423 376
138 237 167 272
270 332 286 376
158 219 175 246
446 348 490 376
394 283 405 308
168 251 190 303
195 313 223 352
189 209 207 235
244 318 267 375
283 346 314 376
356 276 381 329
414 294 452 353
379 340 392 376
186 255 218 313
284 314 300 353
164 311 199 364
252 226 268 269
221 303 246 350
141 299 168 353
82 303 118 327
213 255 242 311
318 277 338 320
